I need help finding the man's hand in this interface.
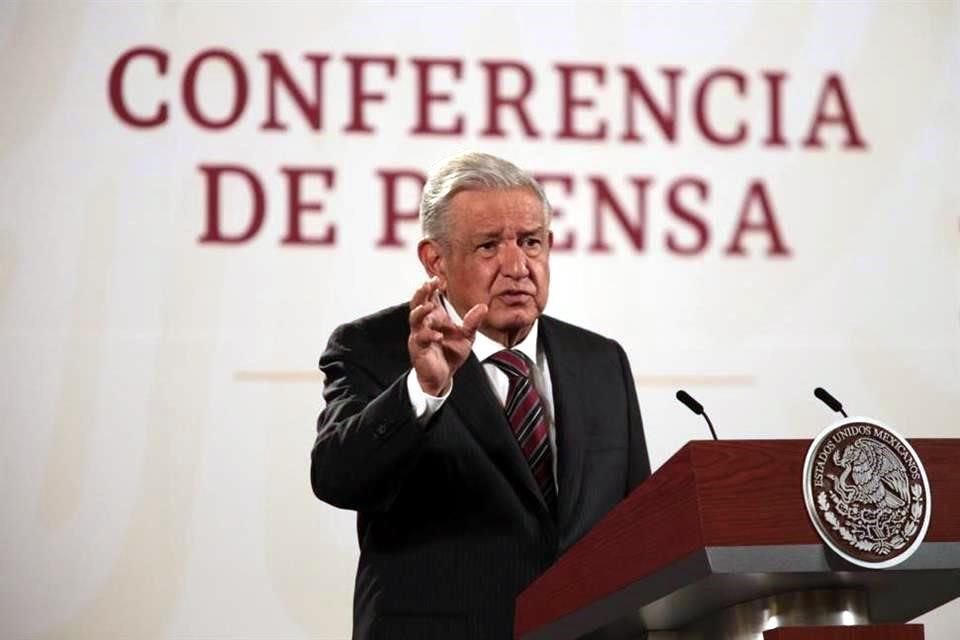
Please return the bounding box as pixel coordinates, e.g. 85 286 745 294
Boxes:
408 278 488 396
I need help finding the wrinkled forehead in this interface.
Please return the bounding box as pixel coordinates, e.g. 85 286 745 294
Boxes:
447 187 548 234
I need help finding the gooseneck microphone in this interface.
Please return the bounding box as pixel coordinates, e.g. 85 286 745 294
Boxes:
675 390 718 440
814 387 848 418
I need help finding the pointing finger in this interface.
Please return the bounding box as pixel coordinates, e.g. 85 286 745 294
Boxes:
410 281 430 309
410 277 441 309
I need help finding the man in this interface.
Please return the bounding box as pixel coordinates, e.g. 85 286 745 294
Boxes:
311 152 650 640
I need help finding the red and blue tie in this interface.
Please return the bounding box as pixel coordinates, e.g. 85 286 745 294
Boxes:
487 349 557 511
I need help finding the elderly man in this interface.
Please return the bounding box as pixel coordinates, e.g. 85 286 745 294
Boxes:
311 152 650 640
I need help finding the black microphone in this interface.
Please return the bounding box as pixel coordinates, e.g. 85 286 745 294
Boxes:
814 387 848 418
676 390 718 440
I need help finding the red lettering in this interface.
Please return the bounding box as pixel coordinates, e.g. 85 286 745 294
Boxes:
802 74 867 149
620 67 683 143
377 169 426 248
695 69 747 146
197 164 264 244
724 180 791 256
260 52 329 131
183 49 248 129
343 55 397 134
108 46 169 128
588 176 650 252
531 173 575 251
666 177 709 255
280 167 336 245
478 61 540 138
556 64 607 140
410 57 464 135
762 71 788 148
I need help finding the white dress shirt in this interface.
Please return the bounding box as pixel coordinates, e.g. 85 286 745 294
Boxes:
405 298 559 489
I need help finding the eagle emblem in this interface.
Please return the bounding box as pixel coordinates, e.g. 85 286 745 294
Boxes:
830 437 910 510
803 419 931 568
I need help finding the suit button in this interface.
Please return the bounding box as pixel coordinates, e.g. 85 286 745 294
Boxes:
375 424 388 437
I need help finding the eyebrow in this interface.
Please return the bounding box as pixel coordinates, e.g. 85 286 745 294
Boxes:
471 226 546 242
518 226 547 237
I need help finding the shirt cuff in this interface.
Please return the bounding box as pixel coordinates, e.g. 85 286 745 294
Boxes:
406 370 451 421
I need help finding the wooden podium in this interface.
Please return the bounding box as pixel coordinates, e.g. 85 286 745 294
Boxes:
515 440 960 640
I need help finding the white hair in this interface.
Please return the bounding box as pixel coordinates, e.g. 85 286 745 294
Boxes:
419 152 550 244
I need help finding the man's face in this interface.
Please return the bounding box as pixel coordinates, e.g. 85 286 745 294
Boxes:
433 187 551 346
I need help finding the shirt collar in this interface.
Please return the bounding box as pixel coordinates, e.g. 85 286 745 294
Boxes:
441 296 540 364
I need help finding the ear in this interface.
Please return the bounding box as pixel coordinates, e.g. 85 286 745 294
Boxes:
417 239 446 279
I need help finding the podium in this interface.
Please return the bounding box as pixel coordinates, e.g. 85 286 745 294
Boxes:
515 440 960 640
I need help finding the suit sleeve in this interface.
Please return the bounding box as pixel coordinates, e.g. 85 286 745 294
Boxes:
615 341 651 492
310 321 432 512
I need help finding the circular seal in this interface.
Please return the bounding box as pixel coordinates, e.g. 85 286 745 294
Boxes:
802 417 932 568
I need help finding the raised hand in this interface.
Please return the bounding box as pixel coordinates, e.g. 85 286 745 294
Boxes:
408 278 488 396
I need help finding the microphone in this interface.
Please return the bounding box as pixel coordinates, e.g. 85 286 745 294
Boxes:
676 390 718 440
814 387 848 418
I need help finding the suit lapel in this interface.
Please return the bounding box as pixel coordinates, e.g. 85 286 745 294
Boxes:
539 317 587 530
448 352 551 519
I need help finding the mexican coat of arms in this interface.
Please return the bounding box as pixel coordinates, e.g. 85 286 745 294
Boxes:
802 418 932 568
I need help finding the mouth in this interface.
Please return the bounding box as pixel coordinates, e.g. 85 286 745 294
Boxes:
495 291 534 306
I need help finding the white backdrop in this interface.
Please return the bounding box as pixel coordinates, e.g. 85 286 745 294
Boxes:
1 1 958 638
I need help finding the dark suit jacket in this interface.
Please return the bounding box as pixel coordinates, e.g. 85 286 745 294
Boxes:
311 303 650 640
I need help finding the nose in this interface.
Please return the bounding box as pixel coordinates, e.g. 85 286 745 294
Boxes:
499 242 529 279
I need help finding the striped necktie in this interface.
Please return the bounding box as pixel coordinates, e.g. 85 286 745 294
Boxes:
487 349 557 511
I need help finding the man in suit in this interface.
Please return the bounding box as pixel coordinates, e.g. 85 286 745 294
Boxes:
311 152 650 640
